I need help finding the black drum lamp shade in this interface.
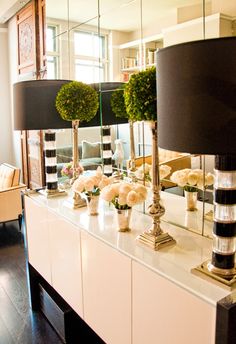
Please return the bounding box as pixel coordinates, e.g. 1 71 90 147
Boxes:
13 80 73 130
157 37 236 155
13 79 74 194
13 80 128 130
90 82 128 126
157 37 236 286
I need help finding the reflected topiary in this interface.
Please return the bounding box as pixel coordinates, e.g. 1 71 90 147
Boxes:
55 81 99 122
110 84 129 119
124 66 157 122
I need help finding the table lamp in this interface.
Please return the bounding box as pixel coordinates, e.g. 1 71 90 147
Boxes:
13 79 71 197
157 37 236 288
90 82 128 176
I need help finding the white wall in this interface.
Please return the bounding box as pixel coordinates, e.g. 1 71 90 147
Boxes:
163 13 226 47
177 2 212 24
212 0 236 16
56 127 101 148
8 16 22 170
0 25 14 165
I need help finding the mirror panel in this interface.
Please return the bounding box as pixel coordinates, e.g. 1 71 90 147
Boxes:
46 0 69 37
45 0 236 238
99 0 141 174
46 1 100 185
138 0 205 236
68 0 99 31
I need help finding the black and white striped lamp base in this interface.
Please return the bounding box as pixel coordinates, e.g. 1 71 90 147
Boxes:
102 126 113 177
192 155 236 289
39 130 66 198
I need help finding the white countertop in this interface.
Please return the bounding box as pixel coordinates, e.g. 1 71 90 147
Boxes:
25 190 229 306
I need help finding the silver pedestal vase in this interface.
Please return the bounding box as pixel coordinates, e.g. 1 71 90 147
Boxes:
136 121 176 250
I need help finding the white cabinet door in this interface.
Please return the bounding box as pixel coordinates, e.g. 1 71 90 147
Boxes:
48 211 83 317
132 261 216 344
81 231 131 344
24 196 51 283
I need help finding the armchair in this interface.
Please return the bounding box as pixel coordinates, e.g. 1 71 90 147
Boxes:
0 163 26 229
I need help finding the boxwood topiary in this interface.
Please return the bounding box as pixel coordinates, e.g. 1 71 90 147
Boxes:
110 84 129 119
55 81 99 122
124 66 157 122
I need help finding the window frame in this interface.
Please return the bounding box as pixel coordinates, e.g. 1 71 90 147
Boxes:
46 24 60 79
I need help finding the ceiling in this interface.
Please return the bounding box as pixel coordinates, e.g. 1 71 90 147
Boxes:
0 0 203 27
1 1 236 29
46 0 203 31
0 0 30 23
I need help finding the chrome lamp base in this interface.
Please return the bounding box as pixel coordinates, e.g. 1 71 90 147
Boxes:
191 260 236 290
64 192 86 209
137 230 176 250
38 188 67 198
137 121 176 251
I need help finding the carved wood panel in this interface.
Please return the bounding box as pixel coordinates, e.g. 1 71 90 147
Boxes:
17 1 36 77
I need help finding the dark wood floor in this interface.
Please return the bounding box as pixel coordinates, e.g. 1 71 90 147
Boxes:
0 221 62 344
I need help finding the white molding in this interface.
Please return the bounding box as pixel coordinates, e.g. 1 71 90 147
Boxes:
119 33 163 49
163 13 234 34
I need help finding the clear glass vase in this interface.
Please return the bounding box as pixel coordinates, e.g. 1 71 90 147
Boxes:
85 194 99 215
184 190 198 211
116 208 132 232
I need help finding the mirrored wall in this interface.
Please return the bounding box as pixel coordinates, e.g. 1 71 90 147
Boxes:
45 0 236 237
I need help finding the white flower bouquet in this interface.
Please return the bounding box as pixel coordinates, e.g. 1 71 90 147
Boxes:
72 166 112 196
170 168 214 192
134 163 171 183
101 181 147 209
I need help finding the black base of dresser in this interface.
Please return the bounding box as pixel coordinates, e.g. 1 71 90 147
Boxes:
27 263 105 344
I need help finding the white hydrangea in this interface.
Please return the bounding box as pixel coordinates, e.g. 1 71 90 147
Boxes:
73 166 112 196
170 168 214 191
101 181 147 209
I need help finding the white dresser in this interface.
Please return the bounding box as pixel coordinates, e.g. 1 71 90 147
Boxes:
24 192 230 344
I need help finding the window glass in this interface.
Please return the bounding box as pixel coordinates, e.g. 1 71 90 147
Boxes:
46 56 57 79
75 59 104 83
74 31 105 59
46 25 59 79
46 26 56 52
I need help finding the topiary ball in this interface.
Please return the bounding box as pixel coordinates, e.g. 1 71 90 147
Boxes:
55 81 99 122
124 66 157 122
111 84 129 119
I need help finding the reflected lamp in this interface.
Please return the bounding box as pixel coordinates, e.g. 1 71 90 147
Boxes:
91 82 128 176
157 37 236 288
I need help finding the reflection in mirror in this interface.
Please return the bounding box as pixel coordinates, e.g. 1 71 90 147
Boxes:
45 0 236 237
46 1 101 188
99 0 210 236
99 0 141 177
139 0 209 236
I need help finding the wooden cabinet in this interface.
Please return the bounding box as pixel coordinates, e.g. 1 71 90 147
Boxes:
24 196 51 283
81 231 132 344
48 211 83 317
132 261 216 344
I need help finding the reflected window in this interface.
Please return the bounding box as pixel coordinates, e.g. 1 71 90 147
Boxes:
74 30 107 83
46 25 59 79
75 59 105 83
74 31 105 58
